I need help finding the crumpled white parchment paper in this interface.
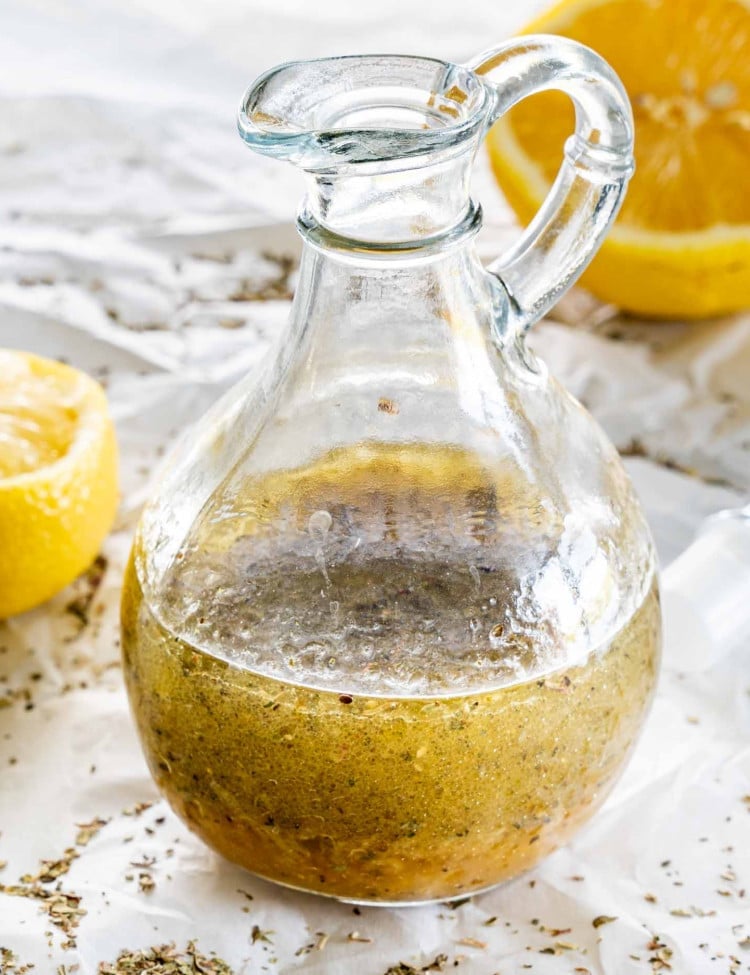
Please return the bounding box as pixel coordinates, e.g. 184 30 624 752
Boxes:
1 1 749 972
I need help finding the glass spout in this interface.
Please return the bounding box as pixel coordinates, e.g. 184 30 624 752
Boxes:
239 55 496 246
237 55 494 172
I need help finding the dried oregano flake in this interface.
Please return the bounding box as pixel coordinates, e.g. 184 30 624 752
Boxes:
98 941 234 974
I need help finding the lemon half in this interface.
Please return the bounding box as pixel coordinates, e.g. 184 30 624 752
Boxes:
487 0 750 319
0 349 118 618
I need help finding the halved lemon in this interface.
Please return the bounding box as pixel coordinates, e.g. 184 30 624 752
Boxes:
0 350 118 618
487 0 750 319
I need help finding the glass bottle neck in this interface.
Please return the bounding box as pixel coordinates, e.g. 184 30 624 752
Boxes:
301 149 477 248
283 228 513 425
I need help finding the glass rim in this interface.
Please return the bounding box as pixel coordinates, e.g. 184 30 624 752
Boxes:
237 53 495 170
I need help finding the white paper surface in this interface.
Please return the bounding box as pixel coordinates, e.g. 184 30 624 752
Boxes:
1 2 749 972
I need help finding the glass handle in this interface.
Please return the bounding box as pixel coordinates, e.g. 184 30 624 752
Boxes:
467 35 634 335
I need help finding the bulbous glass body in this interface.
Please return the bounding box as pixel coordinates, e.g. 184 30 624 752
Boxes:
122 43 660 904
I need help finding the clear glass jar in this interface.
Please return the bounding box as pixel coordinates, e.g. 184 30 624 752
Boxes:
121 36 661 904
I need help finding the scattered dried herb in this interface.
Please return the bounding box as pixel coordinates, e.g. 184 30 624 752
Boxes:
21 849 79 884
98 941 234 974
539 941 578 956
592 915 617 928
137 873 155 894
65 555 108 630
347 932 373 943
250 926 273 945
129 857 156 869
75 817 109 847
646 935 674 972
0 946 34 973
381 956 448 975
0 816 116 951
0 885 85 947
228 254 296 303
456 938 486 949
444 896 472 909
668 905 716 918
122 802 154 817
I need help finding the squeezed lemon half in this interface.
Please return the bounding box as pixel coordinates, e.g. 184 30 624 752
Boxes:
0 349 118 618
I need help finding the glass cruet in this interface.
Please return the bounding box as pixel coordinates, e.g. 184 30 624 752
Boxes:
121 35 661 905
